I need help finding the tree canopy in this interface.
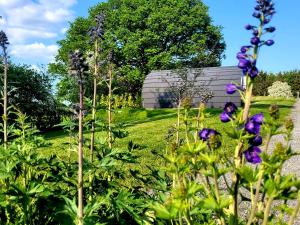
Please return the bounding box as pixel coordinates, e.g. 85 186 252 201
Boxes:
0 64 62 130
49 0 226 102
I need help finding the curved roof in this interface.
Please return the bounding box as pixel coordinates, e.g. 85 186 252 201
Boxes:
142 66 242 108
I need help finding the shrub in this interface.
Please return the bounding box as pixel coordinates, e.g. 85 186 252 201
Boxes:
99 93 141 109
253 70 300 97
268 81 293 98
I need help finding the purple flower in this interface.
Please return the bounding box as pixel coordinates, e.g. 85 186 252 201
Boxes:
199 128 218 141
248 66 259 79
249 135 263 146
220 111 231 123
245 24 253 30
240 46 252 53
251 113 264 124
244 146 262 164
236 52 247 59
265 27 276 33
245 120 261 135
252 12 261 18
238 59 251 69
265 40 274 46
254 5 261 10
224 102 238 115
251 36 260 45
226 83 238 94
263 18 270 24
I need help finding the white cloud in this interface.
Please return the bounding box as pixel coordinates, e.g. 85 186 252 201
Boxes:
7 27 57 43
10 43 59 62
0 0 77 64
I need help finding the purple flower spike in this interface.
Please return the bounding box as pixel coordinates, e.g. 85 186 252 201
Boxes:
245 24 253 30
238 59 251 69
265 27 276 33
251 113 264 124
249 135 263 146
224 102 238 115
226 83 238 94
244 146 262 164
251 36 260 45
245 120 261 135
265 40 274 46
220 111 231 123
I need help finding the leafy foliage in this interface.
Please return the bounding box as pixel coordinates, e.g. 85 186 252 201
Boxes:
49 0 225 103
0 64 62 130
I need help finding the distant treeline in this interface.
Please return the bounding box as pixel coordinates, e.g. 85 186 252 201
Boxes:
253 70 300 97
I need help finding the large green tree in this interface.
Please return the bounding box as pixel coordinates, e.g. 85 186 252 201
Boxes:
0 64 62 131
49 0 226 102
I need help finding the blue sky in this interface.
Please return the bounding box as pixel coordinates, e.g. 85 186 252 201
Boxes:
0 0 299 73
203 0 300 73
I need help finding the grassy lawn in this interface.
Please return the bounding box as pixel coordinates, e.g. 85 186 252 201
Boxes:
40 97 295 170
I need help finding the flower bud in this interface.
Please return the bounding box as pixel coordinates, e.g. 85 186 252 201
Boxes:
265 27 276 33
273 142 286 156
285 118 294 132
268 104 279 120
199 102 206 111
251 36 260 45
245 24 253 30
208 133 222 149
181 97 192 110
265 40 274 46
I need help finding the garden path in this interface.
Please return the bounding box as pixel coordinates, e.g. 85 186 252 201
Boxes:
268 98 300 224
281 98 300 177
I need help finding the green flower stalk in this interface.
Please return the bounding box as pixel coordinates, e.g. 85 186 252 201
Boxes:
107 51 113 149
69 50 89 225
88 12 105 164
88 12 105 198
0 30 9 149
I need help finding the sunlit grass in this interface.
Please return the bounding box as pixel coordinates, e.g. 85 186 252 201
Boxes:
41 97 296 171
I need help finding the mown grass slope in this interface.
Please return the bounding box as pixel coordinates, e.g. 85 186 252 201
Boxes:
41 97 295 170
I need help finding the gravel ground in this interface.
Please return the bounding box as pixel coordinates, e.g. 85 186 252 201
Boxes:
282 99 300 177
251 99 300 224
280 99 300 224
